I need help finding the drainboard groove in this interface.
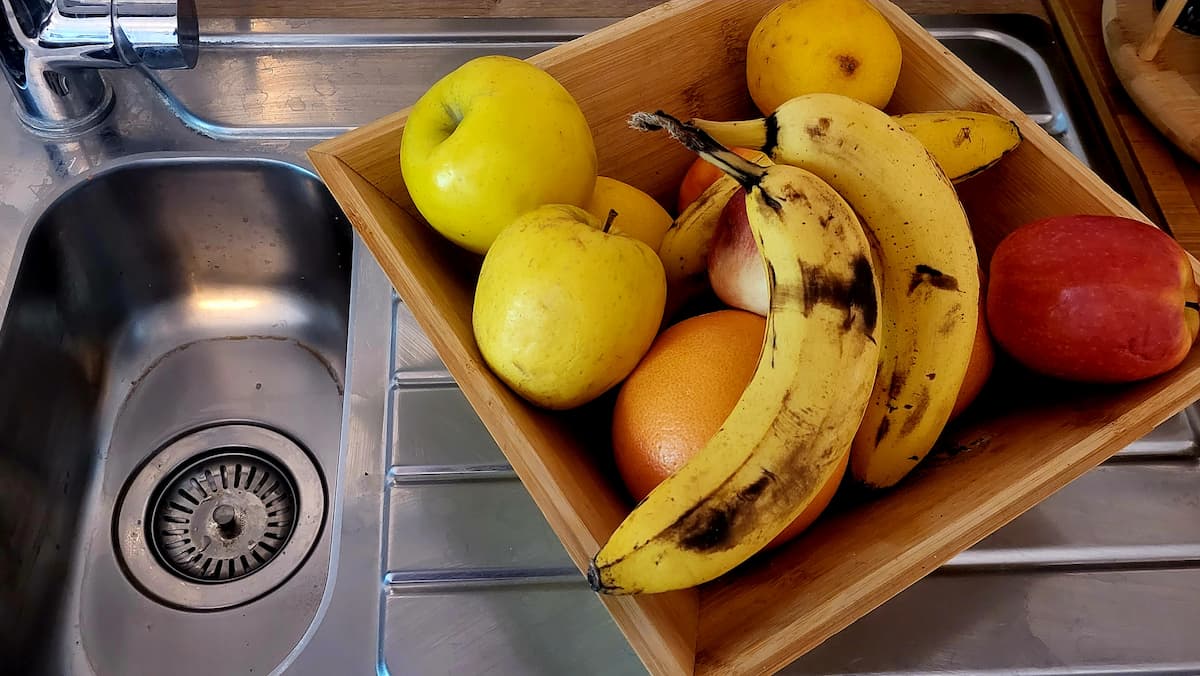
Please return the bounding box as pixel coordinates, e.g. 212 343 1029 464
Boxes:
390 369 457 390
387 463 517 485
384 566 583 593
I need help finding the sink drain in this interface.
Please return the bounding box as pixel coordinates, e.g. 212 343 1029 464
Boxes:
115 424 324 611
152 451 297 582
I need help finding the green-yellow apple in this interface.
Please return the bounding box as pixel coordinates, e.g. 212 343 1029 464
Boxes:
400 55 598 254
473 204 667 410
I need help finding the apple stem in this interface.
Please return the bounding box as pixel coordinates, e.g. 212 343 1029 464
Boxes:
629 111 766 192
604 209 618 234
1187 301 1199 312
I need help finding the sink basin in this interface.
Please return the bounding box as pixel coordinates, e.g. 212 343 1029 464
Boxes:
0 156 351 674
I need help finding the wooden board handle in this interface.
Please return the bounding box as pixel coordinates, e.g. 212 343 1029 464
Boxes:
1138 0 1188 61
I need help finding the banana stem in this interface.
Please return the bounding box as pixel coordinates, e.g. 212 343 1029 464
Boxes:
692 118 771 152
630 111 766 191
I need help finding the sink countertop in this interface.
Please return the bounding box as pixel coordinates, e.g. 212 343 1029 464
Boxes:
1 4 1199 676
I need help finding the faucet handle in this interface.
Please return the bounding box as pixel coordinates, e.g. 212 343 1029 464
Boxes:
112 0 198 70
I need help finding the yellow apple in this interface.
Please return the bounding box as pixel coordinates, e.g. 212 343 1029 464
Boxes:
746 0 902 114
473 204 666 410
400 55 598 254
583 176 674 251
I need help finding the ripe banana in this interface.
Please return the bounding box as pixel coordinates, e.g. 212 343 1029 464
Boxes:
656 173 742 317
895 111 1022 182
589 113 881 595
655 109 1016 315
693 92 980 490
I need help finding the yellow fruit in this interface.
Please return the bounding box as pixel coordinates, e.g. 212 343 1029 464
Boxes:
473 204 666 410
746 0 902 114
896 111 1023 182
584 176 674 251
399 55 597 254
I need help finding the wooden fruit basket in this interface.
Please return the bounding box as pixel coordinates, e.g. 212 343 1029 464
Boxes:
308 0 1200 673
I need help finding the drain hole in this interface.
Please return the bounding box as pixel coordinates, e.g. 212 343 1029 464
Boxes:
148 448 299 584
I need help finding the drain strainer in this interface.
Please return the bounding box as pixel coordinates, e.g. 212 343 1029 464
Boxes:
115 424 324 611
152 451 297 582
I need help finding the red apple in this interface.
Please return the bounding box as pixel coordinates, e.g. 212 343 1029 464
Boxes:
987 214 1200 383
708 190 769 316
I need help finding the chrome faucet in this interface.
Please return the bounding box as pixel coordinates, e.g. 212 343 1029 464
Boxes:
0 0 198 135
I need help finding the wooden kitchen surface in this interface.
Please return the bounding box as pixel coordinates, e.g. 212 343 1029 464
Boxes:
1049 0 1200 256
197 0 1199 254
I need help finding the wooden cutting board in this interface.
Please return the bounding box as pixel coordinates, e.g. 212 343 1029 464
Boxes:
1103 0 1200 164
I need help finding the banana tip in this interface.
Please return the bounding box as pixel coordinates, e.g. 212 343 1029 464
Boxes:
586 559 605 593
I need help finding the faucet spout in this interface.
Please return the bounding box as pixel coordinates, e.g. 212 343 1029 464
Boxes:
0 0 199 136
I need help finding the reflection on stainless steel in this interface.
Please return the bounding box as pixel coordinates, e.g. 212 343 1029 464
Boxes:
0 0 198 133
0 155 351 674
0 10 1193 676
149 17 1079 147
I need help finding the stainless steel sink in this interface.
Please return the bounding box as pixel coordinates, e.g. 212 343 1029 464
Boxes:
0 8 1195 676
0 156 351 674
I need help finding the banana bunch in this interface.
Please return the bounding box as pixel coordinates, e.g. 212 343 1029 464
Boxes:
590 115 881 595
693 93 980 490
659 109 1016 313
589 93 986 595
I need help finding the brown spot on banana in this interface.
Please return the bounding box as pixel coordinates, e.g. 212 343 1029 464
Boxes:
875 416 891 445
665 385 837 555
778 184 813 211
805 117 832 139
938 303 964 336
898 385 931 437
774 255 877 336
887 367 908 404
908 264 961 294
667 374 864 554
675 471 775 552
953 127 972 147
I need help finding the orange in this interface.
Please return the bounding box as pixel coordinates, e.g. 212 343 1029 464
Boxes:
676 147 770 214
950 270 996 420
611 309 846 550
